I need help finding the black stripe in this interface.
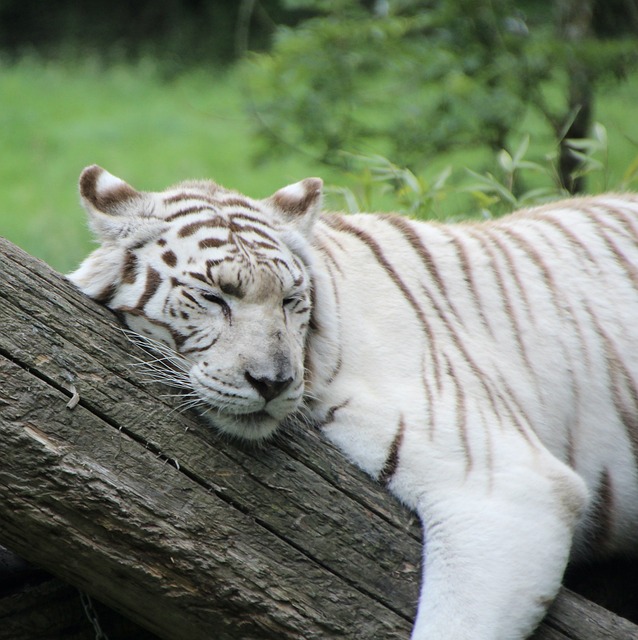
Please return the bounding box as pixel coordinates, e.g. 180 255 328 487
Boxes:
181 337 220 355
440 227 494 337
230 220 279 245
164 191 220 206
179 218 227 237
498 225 593 373
383 215 463 324
221 198 259 211
421 357 437 439
447 354 472 474
325 215 442 388
595 306 638 466
591 201 638 239
165 205 219 222
379 417 405 485
114 308 187 349
320 400 350 426
136 266 162 310
121 251 138 284
591 215 638 291
199 237 227 250
589 469 614 550
473 228 537 378
315 236 344 275
325 216 533 438
94 283 117 305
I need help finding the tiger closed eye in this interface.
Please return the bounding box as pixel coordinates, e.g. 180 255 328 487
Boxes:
283 293 304 307
200 292 226 306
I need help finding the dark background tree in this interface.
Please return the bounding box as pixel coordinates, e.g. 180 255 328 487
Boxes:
0 0 295 67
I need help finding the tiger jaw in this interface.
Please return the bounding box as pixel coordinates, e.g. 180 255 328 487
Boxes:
197 398 295 441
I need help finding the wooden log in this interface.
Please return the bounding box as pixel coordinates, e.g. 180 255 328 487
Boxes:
0 236 636 640
540 590 638 640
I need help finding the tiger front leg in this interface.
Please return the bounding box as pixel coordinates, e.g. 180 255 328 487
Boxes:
406 461 588 640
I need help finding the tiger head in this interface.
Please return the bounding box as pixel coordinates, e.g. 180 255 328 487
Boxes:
69 165 323 441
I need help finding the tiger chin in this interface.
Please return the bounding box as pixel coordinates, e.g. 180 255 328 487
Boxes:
69 164 638 640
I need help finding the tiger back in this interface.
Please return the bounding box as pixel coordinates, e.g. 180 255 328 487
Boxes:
69 165 638 640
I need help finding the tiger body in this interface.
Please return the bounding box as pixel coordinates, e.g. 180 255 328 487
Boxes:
69 165 638 640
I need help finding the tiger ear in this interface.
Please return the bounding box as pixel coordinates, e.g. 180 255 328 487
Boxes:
267 178 323 234
79 165 151 242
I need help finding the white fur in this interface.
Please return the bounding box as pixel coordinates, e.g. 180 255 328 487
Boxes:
95 168 128 193
68 168 638 640
304 204 638 639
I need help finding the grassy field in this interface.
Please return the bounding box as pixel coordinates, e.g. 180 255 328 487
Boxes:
1 56 637 273
0 57 342 273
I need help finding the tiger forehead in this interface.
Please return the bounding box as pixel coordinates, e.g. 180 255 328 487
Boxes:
161 183 261 216
188 257 306 301
148 190 307 298
158 225 307 295
157 199 286 261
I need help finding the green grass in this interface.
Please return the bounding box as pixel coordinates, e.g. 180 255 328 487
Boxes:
0 57 341 273
1 56 637 272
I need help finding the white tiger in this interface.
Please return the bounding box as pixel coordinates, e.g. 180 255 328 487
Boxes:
69 164 638 640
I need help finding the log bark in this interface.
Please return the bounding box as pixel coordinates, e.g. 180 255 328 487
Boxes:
0 236 636 640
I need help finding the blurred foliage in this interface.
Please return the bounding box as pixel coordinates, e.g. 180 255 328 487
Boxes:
327 123 638 221
2 0 637 275
2 0 635 184
243 0 638 183
0 57 344 273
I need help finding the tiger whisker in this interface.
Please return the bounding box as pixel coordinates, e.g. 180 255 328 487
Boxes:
135 373 191 389
159 390 200 399
122 328 193 372
136 369 190 384
177 402 207 414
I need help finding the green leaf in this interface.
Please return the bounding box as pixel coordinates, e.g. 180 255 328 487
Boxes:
512 135 530 165
498 149 514 173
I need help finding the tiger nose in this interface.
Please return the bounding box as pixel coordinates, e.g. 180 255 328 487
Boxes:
245 372 293 402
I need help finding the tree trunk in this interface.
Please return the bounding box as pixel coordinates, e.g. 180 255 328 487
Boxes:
556 0 594 194
0 237 636 640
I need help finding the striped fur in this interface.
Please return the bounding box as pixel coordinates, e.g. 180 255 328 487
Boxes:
69 165 638 640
